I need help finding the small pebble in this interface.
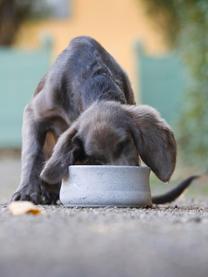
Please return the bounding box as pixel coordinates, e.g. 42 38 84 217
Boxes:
191 216 202 223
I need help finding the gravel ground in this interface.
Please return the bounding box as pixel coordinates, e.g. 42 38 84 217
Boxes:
1 156 208 277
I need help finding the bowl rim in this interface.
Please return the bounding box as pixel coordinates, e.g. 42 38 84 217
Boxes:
68 165 149 170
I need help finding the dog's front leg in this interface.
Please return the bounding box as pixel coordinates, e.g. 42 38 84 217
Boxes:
11 104 49 204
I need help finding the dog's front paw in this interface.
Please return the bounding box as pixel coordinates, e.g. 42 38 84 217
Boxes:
11 185 42 204
11 183 60 205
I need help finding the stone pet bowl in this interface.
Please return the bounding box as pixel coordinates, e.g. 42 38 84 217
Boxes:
60 165 152 207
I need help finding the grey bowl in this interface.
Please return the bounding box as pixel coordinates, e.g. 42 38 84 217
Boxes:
60 165 152 207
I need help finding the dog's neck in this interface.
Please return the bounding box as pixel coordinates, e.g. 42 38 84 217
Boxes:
79 78 127 112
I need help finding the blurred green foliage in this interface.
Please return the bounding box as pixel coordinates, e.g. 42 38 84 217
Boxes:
140 0 208 167
0 0 50 46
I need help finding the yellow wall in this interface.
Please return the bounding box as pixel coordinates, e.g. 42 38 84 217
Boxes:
16 0 167 97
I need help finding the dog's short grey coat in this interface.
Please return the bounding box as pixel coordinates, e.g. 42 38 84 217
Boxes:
12 36 177 204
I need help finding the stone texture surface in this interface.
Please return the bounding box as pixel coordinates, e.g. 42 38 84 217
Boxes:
1 201 208 277
1 156 208 277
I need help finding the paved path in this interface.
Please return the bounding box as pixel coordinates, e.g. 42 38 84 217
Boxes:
1 156 208 277
1 201 208 277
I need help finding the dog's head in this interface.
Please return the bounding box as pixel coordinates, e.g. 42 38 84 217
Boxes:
40 101 176 184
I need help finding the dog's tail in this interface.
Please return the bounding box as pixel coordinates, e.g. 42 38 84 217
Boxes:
151 175 200 205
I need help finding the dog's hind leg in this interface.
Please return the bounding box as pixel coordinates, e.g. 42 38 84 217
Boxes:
40 131 62 204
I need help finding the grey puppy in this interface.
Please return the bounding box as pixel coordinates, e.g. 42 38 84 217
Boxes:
11 36 197 204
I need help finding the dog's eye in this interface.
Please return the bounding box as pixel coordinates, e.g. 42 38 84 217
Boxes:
71 136 87 161
72 136 82 146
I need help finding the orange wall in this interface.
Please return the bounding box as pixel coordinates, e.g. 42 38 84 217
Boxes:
16 0 166 99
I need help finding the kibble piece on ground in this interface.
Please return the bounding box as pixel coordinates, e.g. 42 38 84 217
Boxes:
8 201 42 216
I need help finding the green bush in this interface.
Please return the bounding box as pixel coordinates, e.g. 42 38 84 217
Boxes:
0 0 50 46
140 0 208 167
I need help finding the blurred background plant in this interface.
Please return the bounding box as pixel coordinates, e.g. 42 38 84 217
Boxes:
140 0 208 168
0 0 61 46
1 0 41 46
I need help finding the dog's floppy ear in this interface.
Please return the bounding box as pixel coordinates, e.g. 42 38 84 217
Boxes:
124 105 176 182
40 124 83 184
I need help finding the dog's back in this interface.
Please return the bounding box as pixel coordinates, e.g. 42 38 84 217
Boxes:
34 36 135 122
